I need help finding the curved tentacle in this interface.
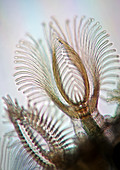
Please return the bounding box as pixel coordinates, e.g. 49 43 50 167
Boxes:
2 95 76 169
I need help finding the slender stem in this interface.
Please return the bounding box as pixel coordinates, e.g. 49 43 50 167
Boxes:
81 114 103 138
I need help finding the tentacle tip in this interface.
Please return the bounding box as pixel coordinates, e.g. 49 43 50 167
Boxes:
13 72 16 77
26 32 30 36
49 21 53 27
89 17 94 22
42 22 46 26
91 18 95 22
38 38 42 43
21 106 24 110
74 15 78 20
6 94 11 100
28 99 31 103
19 40 24 45
16 44 20 48
15 50 19 54
96 21 100 25
51 16 55 20
66 19 70 24
81 15 86 20
15 98 18 105
2 96 6 102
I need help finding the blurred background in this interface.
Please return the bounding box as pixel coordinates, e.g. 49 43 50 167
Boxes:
0 0 120 137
